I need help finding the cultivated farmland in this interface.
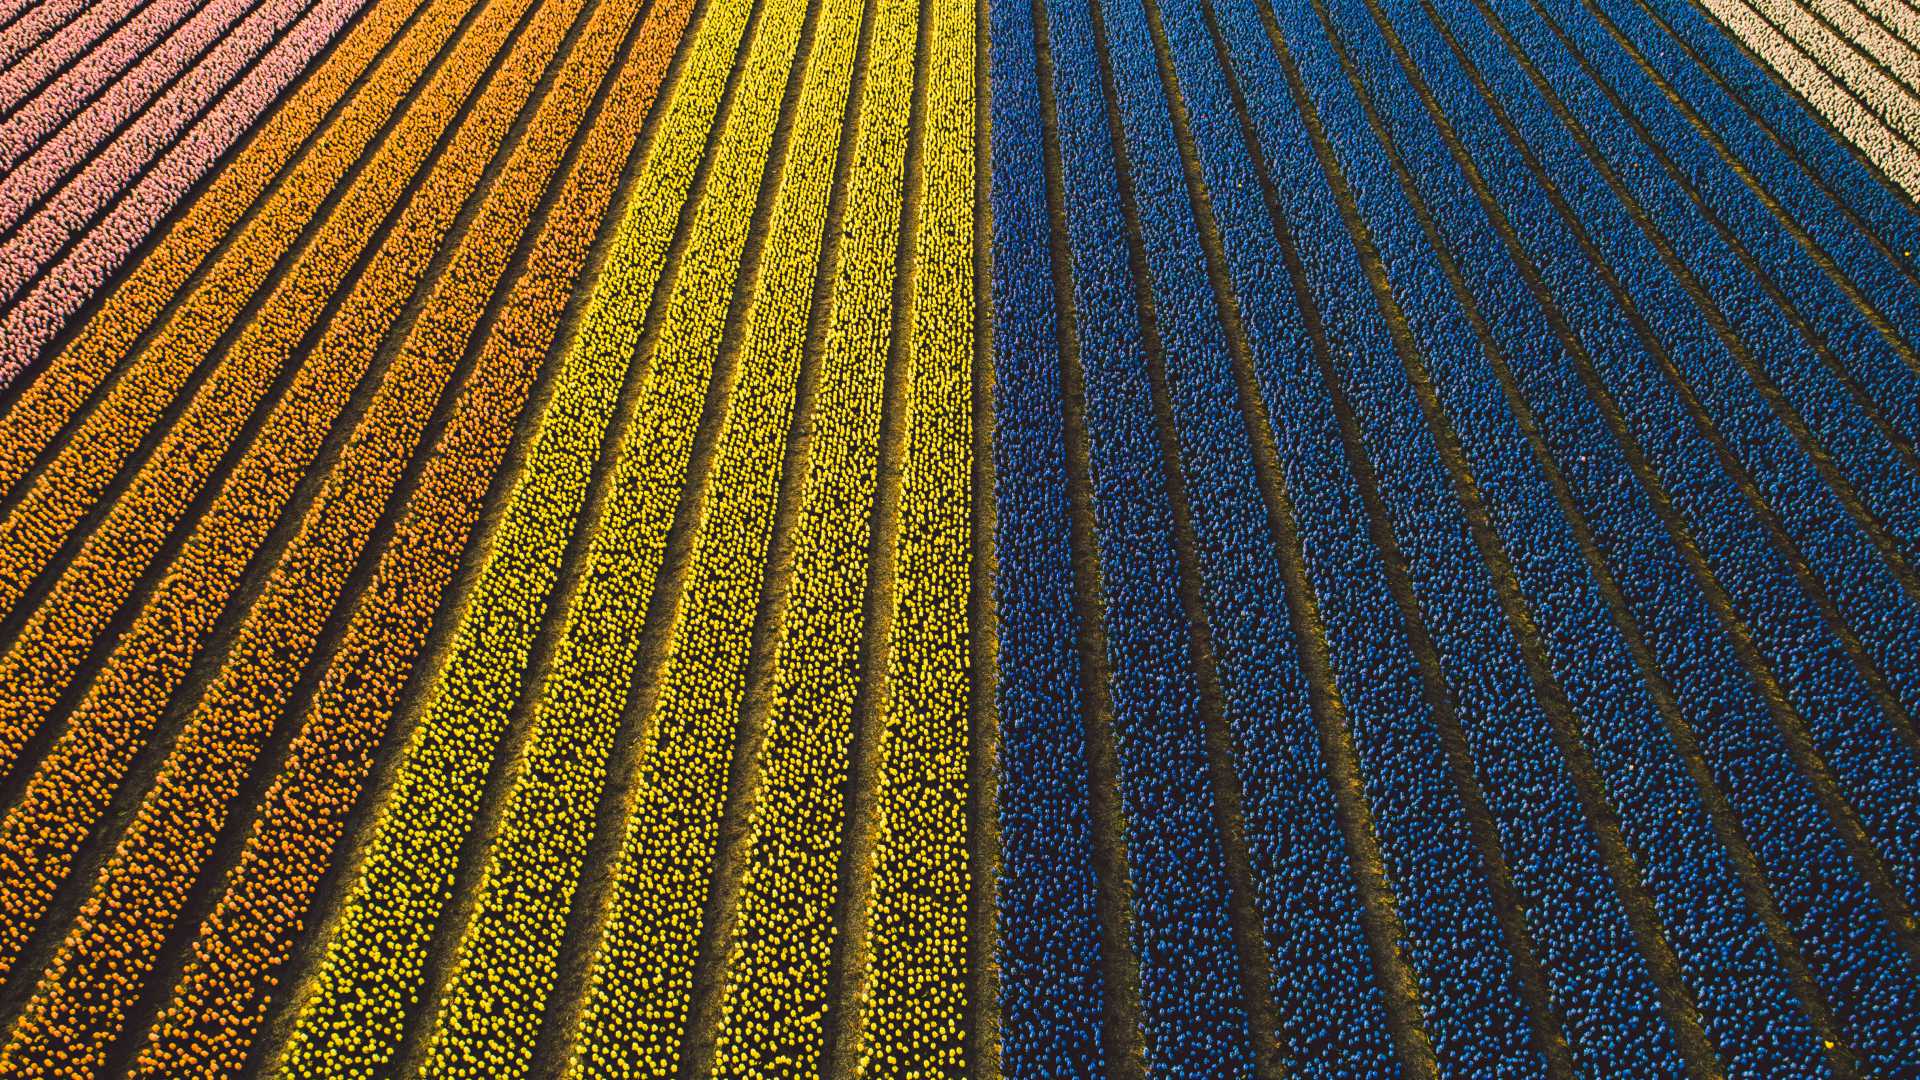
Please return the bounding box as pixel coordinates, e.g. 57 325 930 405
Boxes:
0 0 1912 1070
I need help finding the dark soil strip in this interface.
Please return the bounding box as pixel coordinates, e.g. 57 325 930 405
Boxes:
0 0 563 1036
1245 4 1587 1075
1034 0 1151 1070
965 0 1004 1063
1339 0 1859 1070
1415 0 1920 967
1466 0 1920 753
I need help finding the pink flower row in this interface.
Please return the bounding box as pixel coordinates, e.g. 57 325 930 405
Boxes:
0 0 247 199
0 0 127 80
0 0 318 282
0 0 372 386
0 0 179 122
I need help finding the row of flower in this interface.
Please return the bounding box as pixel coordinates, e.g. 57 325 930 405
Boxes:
0 0 591 1071
561 0 876 1066
406 0 846 1066
0 0 680 1069
1758 0 1920 144
987 0 1110 1062
1029 0 1272 1066
274 0 767 1068
1599 0 1920 455
0 0 522 804
695 0 927 1062
125 0 698 1066
1703 0 1920 193
0 0 207 170
1516 0 1920 862
0 0 159 123
1268 0 1857 1065
1109 0 1546 1068
0 0 415 393
0 0 107 70
851 0 978 1061
986 0 1920 1067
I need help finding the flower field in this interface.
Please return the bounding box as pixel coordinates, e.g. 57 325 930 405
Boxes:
0 0 1912 1069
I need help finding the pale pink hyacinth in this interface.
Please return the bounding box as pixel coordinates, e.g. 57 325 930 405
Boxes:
0 0 153 104
0 0 318 241
0 0 234 176
1812 0 1920 99
0 0 372 387
1743 0 1920 141
1699 0 1920 197
1858 0 1920 56
0 0 192 119
0 1 45 49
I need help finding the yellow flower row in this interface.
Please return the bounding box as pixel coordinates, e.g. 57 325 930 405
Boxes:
0 0 604 1071
703 0 921 1063
0 0 548 998
854 0 977 1061
0 0 503 785
0 0 431 502
408 0 841 1066
558 0 871 1063
273 0 772 1068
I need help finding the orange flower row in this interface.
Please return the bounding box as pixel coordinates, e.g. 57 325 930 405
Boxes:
0 0 481 796
0 0 690 1073
0 0 536 669
0 0 539 994
0 0 598 1071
